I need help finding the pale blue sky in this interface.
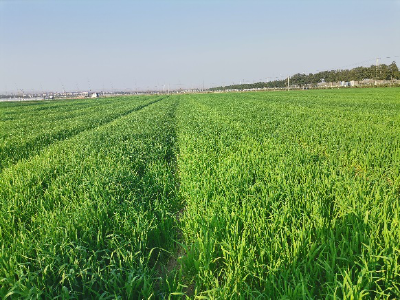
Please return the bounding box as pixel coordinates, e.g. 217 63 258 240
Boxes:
1 0 399 93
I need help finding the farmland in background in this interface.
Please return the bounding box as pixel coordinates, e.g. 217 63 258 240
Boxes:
0 88 399 298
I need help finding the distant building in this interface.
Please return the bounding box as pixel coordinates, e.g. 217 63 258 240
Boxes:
91 92 99 98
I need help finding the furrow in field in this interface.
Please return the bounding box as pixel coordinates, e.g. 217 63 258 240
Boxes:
1 88 399 298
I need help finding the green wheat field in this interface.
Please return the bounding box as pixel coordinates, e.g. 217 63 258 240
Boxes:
1 88 399 298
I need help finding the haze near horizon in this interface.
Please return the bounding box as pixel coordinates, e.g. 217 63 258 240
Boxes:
1 0 399 93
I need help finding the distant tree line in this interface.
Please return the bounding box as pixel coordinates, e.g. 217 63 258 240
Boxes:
210 62 400 91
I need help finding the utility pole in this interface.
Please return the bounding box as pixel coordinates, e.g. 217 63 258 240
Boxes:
61 82 66 96
287 76 290 91
375 57 380 85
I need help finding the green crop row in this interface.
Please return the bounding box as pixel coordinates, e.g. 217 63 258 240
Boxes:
174 89 400 298
0 96 181 298
0 96 158 171
0 88 399 298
